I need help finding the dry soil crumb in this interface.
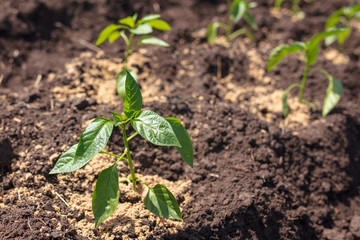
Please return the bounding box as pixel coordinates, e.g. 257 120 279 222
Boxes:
219 78 312 128
323 48 350 65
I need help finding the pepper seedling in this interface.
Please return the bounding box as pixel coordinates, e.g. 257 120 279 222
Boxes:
324 3 360 51
267 28 350 118
96 14 171 99
207 0 258 43
274 0 305 19
50 71 193 227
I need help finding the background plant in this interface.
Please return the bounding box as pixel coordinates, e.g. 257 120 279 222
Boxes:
267 28 350 118
207 0 258 43
50 71 193 227
96 14 171 99
324 3 360 51
274 0 304 19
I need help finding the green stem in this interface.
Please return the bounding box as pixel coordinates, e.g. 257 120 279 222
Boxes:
99 151 121 159
298 62 309 102
226 0 233 41
100 150 128 163
124 33 134 70
115 152 128 164
122 123 137 190
127 132 139 141
136 178 149 189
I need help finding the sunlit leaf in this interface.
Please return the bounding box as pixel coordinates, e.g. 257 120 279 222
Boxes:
130 23 153 35
165 117 193 167
207 22 220 43
116 69 137 100
231 0 246 23
119 16 135 28
138 36 169 47
320 70 342 117
49 144 78 174
123 71 142 118
267 42 305 71
108 31 121 43
149 19 171 31
75 118 114 166
96 24 122 46
93 163 119 227
144 184 182 221
132 110 181 147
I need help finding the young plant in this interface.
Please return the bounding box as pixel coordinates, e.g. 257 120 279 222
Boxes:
274 0 305 19
50 71 193 227
96 14 171 99
324 3 360 51
207 0 258 43
267 28 350 118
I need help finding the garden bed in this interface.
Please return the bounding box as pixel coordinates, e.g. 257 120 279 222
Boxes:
1 0 360 239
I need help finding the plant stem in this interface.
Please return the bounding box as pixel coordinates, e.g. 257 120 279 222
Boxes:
298 62 309 102
124 33 134 70
122 123 137 190
127 132 139 141
99 150 122 158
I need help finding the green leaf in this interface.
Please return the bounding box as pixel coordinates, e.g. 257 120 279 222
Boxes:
282 83 301 118
324 34 338 46
149 19 171 31
165 117 193 168
325 12 341 30
119 16 135 28
320 70 342 117
274 0 284 9
138 36 169 47
144 184 182 221
337 28 351 50
108 31 121 43
49 144 78 174
92 163 119 227
207 22 220 43
140 14 161 22
306 28 350 53
116 69 137 100
75 118 114 167
130 23 153 35
244 12 258 30
131 110 181 147
111 111 123 126
96 24 122 46
231 0 247 23
123 71 142 118
267 42 305 72
282 91 290 118
50 118 114 174
307 43 319 66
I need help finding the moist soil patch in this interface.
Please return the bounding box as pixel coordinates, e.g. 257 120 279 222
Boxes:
1 0 360 239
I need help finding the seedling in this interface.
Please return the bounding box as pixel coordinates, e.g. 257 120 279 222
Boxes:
267 28 350 118
274 0 305 19
50 72 193 227
207 0 258 43
325 3 360 51
96 14 171 99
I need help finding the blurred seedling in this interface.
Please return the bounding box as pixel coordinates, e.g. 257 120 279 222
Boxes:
325 3 360 51
96 14 171 99
274 0 317 19
50 71 193 227
207 0 258 43
267 28 350 118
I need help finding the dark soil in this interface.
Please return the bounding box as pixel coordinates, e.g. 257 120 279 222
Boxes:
1 0 360 239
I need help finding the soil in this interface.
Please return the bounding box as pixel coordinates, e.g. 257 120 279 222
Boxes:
1 0 360 239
